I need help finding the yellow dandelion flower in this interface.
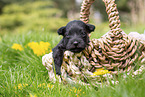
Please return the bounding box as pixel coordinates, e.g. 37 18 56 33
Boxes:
18 84 23 90
27 42 39 49
29 93 37 97
27 41 51 56
25 84 28 86
47 84 50 88
47 84 54 89
42 83 45 86
77 89 81 94
38 84 42 87
91 68 110 76
23 84 26 87
23 83 28 87
11 43 23 51
77 95 79 97
39 41 50 50
74 89 77 93
33 49 42 56
50 85 54 88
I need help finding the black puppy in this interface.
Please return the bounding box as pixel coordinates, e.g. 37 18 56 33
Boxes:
52 20 95 75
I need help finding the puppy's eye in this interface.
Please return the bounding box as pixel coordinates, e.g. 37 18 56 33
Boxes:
81 32 86 37
65 35 70 39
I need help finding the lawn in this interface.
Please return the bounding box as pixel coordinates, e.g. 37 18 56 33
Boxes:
0 23 145 97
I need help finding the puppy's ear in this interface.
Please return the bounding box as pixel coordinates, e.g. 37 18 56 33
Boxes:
57 26 66 36
86 24 95 33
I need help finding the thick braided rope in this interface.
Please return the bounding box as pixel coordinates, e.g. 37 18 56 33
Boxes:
79 0 145 73
80 0 95 23
103 0 124 39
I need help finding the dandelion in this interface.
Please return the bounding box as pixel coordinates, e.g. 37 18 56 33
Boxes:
29 93 37 97
42 83 46 86
91 68 110 77
11 43 23 51
23 83 28 87
47 84 54 89
39 41 50 50
37 83 54 89
38 84 42 88
27 41 51 56
18 84 23 90
71 87 82 97
74 89 77 93
15 83 28 90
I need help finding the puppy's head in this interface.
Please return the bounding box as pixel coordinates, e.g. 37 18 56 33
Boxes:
57 20 95 53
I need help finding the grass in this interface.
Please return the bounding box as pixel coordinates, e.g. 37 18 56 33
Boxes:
0 23 145 97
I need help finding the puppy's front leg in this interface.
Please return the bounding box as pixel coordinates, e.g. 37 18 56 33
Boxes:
52 40 65 75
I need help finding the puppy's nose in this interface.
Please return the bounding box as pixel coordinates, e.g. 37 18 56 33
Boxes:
73 41 78 46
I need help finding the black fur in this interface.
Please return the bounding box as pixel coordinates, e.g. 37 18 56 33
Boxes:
52 20 95 75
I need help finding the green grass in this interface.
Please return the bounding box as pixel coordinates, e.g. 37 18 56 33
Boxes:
0 24 145 97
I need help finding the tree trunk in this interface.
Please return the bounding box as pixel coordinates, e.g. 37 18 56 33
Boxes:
129 0 145 24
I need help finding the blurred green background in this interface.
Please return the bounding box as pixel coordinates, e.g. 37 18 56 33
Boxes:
0 0 145 36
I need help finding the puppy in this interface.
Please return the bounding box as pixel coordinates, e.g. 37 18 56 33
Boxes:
52 20 95 75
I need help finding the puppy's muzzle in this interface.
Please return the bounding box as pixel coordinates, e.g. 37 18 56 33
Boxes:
73 41 79 46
